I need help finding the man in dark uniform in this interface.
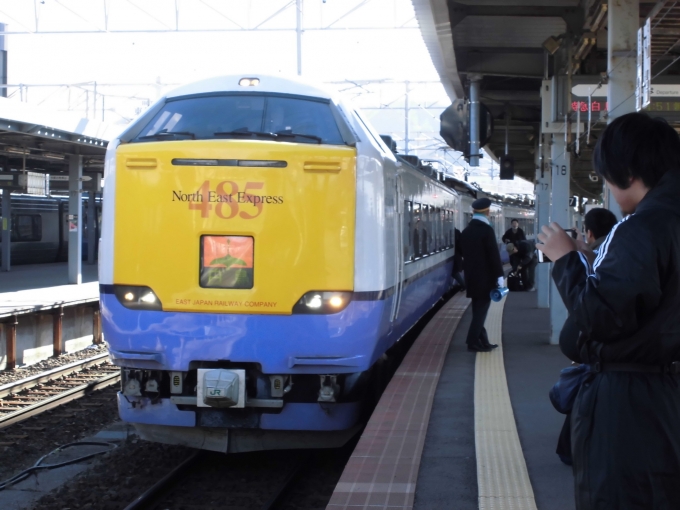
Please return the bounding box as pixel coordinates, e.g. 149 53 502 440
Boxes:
460 197 504 352
538 112 680 509
452 228 465 290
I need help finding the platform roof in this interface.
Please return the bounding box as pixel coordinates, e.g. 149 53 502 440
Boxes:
0 98 125 178
414 0 680 199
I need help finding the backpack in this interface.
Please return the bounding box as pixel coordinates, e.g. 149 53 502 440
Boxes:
507 271 525 292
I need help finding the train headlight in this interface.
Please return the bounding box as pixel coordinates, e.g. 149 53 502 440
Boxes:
114 285 163 311
239 77 260 87
292 291 352 314
329 296 343 308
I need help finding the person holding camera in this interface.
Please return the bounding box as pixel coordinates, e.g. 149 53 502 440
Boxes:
537 112 680 509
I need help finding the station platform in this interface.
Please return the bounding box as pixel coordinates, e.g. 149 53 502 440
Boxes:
327 291 575 510
0 263 98 318
0 263 100 369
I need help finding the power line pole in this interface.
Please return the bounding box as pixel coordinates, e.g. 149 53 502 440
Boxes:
404 81 409 154
296 0 303 75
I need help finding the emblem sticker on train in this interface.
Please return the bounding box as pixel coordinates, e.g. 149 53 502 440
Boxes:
172 180 284 220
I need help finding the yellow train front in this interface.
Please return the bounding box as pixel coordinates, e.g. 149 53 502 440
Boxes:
100 75 458 452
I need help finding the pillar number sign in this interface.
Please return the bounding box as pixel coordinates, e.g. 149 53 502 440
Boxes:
68 214 78 232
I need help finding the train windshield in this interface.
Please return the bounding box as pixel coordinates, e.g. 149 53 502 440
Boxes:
132 94 346 145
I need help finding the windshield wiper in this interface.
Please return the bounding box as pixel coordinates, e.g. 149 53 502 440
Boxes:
275 131 323 144
139 131 196 140
213 130 278 139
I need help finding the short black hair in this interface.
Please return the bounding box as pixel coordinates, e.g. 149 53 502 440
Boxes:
584 207 618 240
593 112 680 189
511 219 519 224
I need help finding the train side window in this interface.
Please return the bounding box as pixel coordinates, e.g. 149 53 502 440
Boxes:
423 205 430 255
447 210 453 248
404 200 414 262
412 203 422 259
11 214 42 242
436 207 442 251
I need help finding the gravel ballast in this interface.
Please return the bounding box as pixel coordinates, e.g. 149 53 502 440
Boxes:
0 345 108 387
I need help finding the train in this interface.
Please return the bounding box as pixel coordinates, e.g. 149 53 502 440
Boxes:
99 74 533 453
0 194 101 265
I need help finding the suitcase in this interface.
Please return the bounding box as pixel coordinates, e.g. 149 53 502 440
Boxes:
507 272 525 292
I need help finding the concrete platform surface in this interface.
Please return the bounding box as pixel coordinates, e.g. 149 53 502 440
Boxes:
329 290 576 510
0 263 99 318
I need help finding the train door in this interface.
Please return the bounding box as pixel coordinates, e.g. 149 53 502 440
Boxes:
390 175 405 323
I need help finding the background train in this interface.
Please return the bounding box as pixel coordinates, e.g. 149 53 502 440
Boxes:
0 194 101 265
393 151 535 265
93 75 533 454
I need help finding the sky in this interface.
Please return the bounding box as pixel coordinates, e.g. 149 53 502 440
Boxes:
0 0 534 196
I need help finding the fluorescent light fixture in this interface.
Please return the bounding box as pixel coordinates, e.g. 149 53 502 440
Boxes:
44 152 65 160
5 146 27 155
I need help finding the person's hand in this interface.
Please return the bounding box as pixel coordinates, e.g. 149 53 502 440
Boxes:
575 238 596 266
536 222 577 261
497 276 505 288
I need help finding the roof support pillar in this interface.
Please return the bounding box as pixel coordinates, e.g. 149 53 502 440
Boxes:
87 191 96 265
549 136 571 344
0 23 7 98
68 155 82 284
535 134 551 309
469 74 482 167
605 0 639 220
1 188 10 272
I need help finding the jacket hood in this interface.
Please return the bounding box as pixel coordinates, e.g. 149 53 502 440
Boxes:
636 170 680 217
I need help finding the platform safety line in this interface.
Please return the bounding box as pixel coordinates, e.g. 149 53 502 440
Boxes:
474 298 538 510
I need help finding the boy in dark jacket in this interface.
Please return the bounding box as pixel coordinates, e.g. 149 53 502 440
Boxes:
538 112 680 510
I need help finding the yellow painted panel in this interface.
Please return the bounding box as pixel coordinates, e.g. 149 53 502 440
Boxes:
114 140 356 315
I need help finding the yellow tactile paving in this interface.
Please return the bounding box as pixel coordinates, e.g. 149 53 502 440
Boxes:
474 299 538 510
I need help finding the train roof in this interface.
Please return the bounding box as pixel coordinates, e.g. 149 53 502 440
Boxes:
165 75 336 101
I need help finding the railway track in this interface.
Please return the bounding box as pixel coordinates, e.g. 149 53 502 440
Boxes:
122 449 319 510
0 352 120 429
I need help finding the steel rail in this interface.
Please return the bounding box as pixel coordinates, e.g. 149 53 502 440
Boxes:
0 371 120 429
0 352 110 399
260 453 311 510
122 451 203 510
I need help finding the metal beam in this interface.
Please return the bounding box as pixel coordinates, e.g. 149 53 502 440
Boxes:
449 1 582 30
645 0 671 24
469 75 481 167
